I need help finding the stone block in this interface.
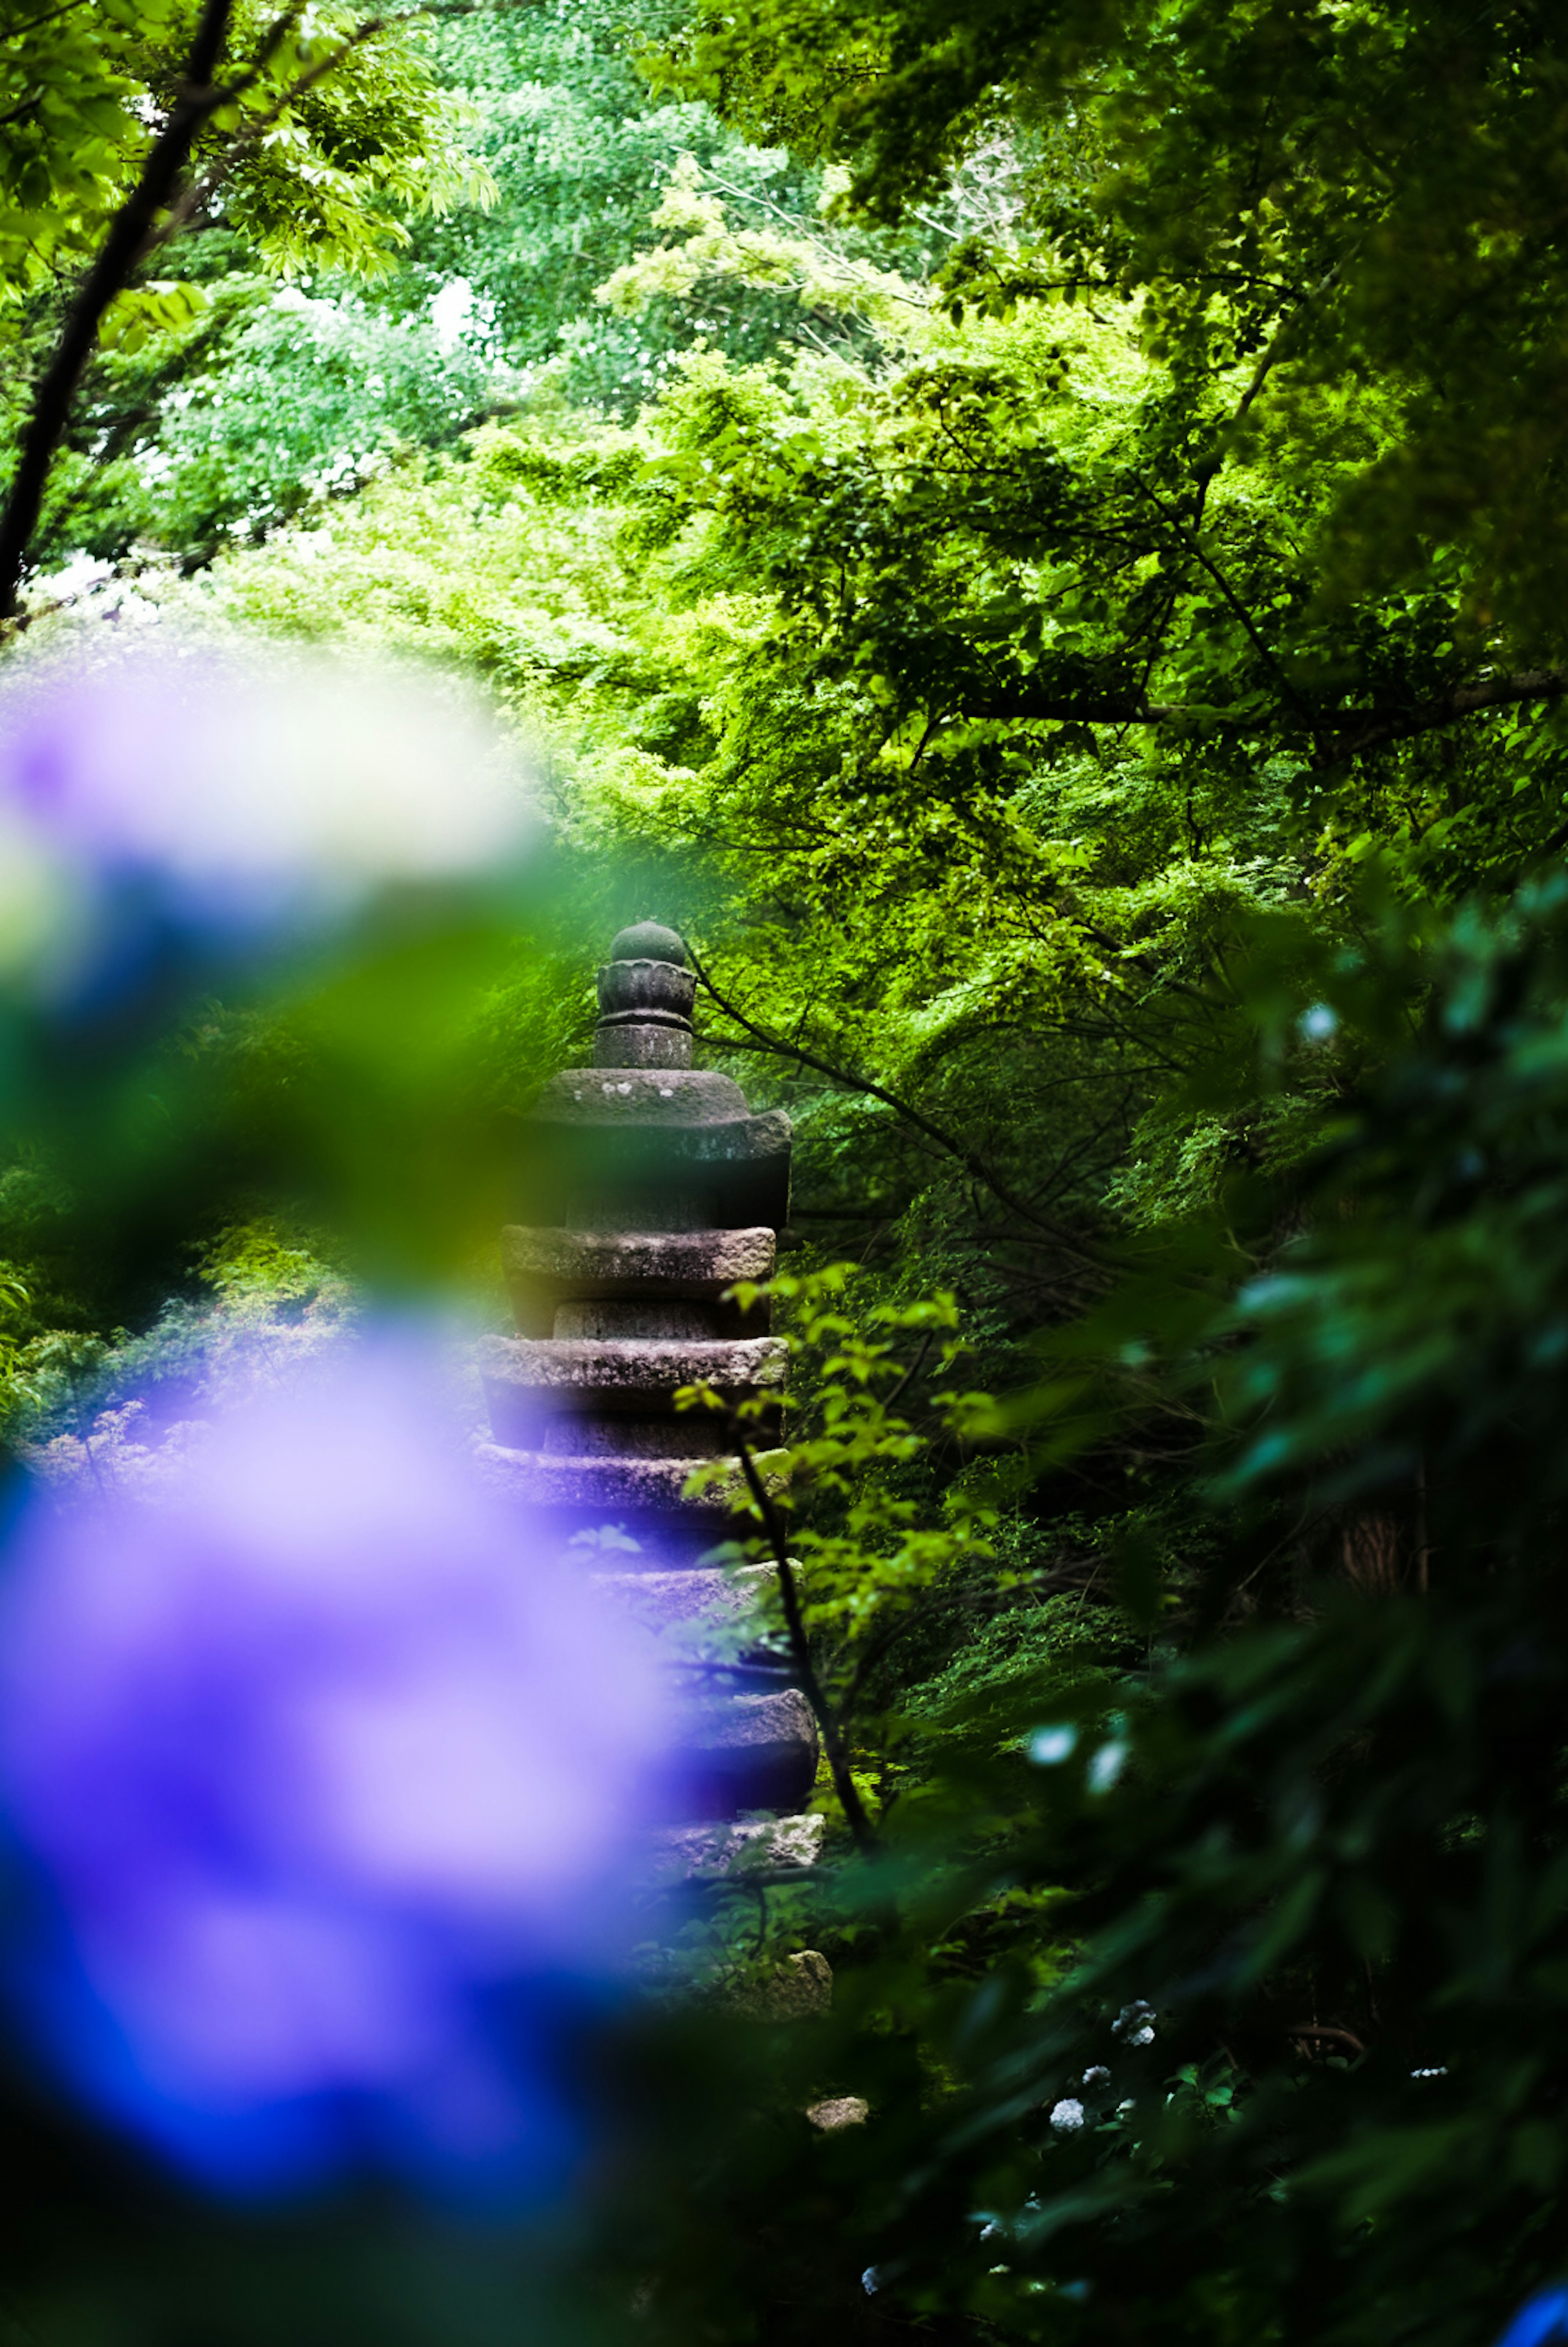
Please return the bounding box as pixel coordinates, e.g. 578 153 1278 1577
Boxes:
648 1812 826 1881
472 1440 791 1524
551 1300 719 1341
726 1949 834 2021
608 920 688 966
692 1686 814 1751
594 1024 691 1070
676 1687 819 1816
474 1444 728 1515
806 2096 870 2131
480 1333 785 1449
515 1075 792 1232
501 1225 775 1338
597 957 697 1024
592 1562 779 1629
535 1069 751 1126
501 1225 776 1299
480 1332 785 1406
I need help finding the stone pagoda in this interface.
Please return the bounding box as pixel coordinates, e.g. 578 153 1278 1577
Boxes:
474 922 822 1863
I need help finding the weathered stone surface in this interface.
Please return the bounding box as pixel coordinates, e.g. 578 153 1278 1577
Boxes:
677 1688 818 1816
648 1812 826 1880
502 1225 775 1299
693 1687 815 1751
781 1950 834 2017
806 2096 870 2131
481 1332 784 1448
597 957 697 1025
473 1441 790 1517
541 1416 725 1461
610 921 687 966
592 1563 778 1629
726 1949 834 2021
535 1069 751 1126
480 1333 785 1400
502 1225 775 1336
688 1110 792 1168
550 1300 718 1341
475 1444 724 1513
594 1024 691 1070
514 1086 791 1232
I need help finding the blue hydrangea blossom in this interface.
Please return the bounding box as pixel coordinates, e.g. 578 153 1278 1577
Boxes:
0 1344 673 2202
1497 2291 1568 2347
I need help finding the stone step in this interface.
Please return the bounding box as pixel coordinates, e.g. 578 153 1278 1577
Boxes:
658 1689 819 1820
479 1332 786 1448
473 1441 789 1521
501 1225 776 1340
592 1562 780 1629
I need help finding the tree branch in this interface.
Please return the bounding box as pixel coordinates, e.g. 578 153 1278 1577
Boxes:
958 668 1568 765
1139 473 1331 760
155 13 390 254
683 937 1103 1263
1328 667 1568 761
1287 2021 1367 2056
963 691 1175 725
1 0 94 44
0 0 245 619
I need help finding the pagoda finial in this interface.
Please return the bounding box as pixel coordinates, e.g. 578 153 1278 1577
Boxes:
594 920 696 1069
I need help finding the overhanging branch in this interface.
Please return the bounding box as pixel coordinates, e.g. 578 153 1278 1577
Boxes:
1327 668 1568 759
957 668 1568 759
683 938 1104 1264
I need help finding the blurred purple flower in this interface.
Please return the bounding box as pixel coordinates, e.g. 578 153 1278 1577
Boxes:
0 645 538 1017
0 1343 673 2201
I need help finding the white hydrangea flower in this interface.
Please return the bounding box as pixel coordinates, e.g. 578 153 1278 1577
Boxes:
1049 2097 1085 2133
1113 2000 1157 2047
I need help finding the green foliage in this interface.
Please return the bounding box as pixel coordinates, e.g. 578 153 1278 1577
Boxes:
402 0 904 408
595 890 1568 2347
0 1 485 299
681 1267 1008 1794
0 0 494 596
48 268 503 572
670 0 1568 646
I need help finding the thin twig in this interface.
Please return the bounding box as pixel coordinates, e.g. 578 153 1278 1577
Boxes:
0 0 94 45
728 1423 880 1855
1138 474 1329 761
877 1329 935 1416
